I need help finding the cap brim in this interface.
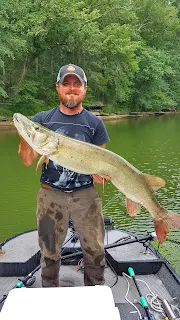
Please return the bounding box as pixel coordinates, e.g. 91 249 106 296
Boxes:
58 73 86 84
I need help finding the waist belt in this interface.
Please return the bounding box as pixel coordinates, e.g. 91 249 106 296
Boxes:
41 183 75 193
41 183 93 193
41 183 55 191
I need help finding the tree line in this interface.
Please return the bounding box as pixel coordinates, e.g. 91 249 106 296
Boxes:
1 0 180 116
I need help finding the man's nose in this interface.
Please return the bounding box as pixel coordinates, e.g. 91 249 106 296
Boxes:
68 83 77 90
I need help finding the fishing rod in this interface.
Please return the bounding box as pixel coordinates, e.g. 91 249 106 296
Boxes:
0 231 78 306
0 264 41 305
61 233 155 261
0 232 154 306
0 203 155 307
128 267 153 320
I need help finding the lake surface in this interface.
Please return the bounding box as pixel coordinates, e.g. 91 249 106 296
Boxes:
0 114 180 273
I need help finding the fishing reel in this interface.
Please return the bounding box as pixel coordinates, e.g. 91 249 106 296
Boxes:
23 276 36 287
104 217 115 230
141 232 157 255
17 275 36 287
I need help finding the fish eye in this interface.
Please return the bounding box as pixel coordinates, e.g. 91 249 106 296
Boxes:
34 126 40 131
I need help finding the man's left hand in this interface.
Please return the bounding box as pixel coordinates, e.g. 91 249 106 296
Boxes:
92 174 110 184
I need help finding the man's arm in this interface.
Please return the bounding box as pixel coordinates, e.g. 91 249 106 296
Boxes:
18 135 38 166
92 144 110 184
18 111 42 166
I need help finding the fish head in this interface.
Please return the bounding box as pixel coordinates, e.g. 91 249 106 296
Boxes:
13 113 59 155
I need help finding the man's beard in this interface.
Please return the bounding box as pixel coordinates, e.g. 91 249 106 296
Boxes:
61 94 83 109
62 100 79 109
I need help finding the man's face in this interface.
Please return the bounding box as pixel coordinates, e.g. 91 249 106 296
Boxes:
56 74 87 109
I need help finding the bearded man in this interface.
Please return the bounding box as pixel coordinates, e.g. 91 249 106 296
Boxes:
18 64 110 287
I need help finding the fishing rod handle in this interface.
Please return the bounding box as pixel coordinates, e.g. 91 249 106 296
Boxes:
162 299 178 320
128 268 149 308
0 295 7 304
128 267 153 320
128 267 149 307
128 267 135 277
144 306 153 320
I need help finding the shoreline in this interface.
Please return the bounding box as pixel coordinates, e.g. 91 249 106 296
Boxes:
98 110 180 120
0 111 179 127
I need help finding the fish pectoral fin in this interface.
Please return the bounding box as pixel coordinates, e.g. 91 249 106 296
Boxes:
126 198 141 216
0 250 5 254
144 174 165 191
36 155 49 174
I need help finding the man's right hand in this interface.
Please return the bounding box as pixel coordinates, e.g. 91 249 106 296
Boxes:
18 135 38 166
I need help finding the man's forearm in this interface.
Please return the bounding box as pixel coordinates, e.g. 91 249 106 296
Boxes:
18 136 38 166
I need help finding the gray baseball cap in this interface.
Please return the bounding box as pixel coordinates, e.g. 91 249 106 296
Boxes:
56 64 87 85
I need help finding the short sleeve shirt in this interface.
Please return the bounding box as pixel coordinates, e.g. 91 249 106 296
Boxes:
32 107 110 192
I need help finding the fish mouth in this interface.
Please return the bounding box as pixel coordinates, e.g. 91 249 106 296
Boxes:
13 113 29 127
13 113 21 125
13 113 59 154
13 113 48 146
13 113 34 136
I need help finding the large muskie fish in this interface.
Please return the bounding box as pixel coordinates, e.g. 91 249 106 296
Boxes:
13 113 180 243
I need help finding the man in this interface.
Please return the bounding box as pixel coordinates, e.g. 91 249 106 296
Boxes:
18 64 110 287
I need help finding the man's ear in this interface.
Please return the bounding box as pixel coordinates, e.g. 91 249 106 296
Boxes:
56 83 59 90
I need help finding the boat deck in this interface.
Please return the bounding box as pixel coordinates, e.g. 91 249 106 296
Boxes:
0 229 180 319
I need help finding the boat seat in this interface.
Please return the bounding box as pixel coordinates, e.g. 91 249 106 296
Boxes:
0 285 121 320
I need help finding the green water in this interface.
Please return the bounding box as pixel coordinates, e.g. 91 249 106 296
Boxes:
0 115 180 273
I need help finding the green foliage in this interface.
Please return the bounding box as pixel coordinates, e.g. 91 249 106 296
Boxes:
0 106 13 118
102 105 129 114
1 0 180 115
130 46 177 111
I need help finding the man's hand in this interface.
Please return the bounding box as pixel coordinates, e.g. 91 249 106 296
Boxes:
92 144 110 185
18 135 38 166
92 174 110 184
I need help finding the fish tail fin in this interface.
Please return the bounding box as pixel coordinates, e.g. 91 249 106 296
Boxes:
153 208 180 244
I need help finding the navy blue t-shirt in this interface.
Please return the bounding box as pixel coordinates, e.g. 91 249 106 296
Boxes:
32 107 110 192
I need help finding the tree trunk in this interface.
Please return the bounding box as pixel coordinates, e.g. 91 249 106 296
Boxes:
35 57 38 75
100 92 105 105
50 52 54 77
13 61 28 97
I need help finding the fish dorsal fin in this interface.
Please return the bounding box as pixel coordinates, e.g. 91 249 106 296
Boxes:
126 198 141 216
144 174 165 191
